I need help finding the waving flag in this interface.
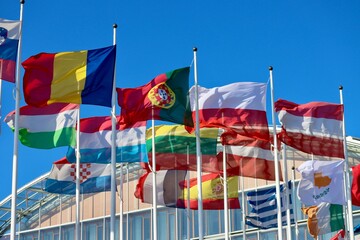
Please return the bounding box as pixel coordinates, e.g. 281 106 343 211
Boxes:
297 160 345 205
0 18 20 83
275 99 344 158
145 124 220 173
246 182 294 229
4 103 78 149
219 131 281 181
23 45 116 107
187 82 269 141
302 203 344 239
351 164 360 206
44 158 111 195
66 116 148 163
117 67 193 126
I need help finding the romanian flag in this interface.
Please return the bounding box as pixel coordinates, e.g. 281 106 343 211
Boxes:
177 173 240 210
23 45 116 107
0 18 20 83
145 124 220 173
117 67 193 126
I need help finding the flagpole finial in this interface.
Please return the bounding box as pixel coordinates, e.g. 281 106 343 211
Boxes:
113 23 117 29
339 85 343 90
193 47 197 52
269 66 273 71
20 0 24 4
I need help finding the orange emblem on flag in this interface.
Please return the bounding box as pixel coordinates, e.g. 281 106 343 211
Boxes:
148 82 175 109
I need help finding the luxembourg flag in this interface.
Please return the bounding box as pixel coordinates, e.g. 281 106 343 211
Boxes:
188 82 269 141
0 18 20 83
275 99 344 159
44 158 111 195
66 116 148 163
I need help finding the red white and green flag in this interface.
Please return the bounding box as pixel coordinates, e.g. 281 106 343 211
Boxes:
4 103 79 149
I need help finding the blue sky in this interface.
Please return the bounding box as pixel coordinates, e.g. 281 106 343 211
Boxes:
1 1 360 201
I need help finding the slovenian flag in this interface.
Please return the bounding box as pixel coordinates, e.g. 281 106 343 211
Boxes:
22 45 116 107
66 116 148 163
44 158 111 195
0 18 20 83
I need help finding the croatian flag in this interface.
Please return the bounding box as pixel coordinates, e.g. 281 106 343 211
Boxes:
44 158 111 195
0 18 20 83
66 116 148 163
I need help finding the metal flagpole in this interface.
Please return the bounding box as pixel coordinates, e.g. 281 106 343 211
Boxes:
151 108 158 240
186 144 191 240
75 109 81 240
222 147 229 239
110 23 118 240
339 85 355 240
269 66 283 239
291 166 299 240
193 47 204 239
282 144 292 240
119 163 124 240
10 1 24 239
240 175 246 240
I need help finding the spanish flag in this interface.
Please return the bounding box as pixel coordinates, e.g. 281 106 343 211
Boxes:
22 45 116 107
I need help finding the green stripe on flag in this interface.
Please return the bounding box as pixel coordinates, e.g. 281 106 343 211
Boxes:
329 204 345 232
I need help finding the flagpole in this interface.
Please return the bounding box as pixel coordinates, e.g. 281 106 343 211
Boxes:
75 108 81 240
240 175 246 240
119 163 124 240
291 166 299 240
151 108 158 240
282 144 292 240
186 144 191 240
10 1 24 239
222 147 229 240
269 66 283 239
193 47 204 240
110 23 118 240
339 85 355 240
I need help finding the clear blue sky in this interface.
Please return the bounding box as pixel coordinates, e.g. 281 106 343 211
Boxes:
1 0 360 201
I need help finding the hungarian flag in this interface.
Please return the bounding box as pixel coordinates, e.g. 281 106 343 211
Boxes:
302 203 344 239
117 67 193 127
275 99 344 159
187 82 269 141
219 131 281 181
145 124 220 173
5 103 78 149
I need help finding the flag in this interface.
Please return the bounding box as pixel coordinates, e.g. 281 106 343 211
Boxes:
297 160 345 205
351 164 360 206
246 182 294 229
145 124 220 173
0 18 20 83
116 67 193 126
187 82 269 141
66 116 148 163
44 157 111 195
22 45 116 107
302 203 344 238
275 99 344 159
4 103 78 149
330 229 345 240
176 173 240 210
134 169 188 207
218 131 281 181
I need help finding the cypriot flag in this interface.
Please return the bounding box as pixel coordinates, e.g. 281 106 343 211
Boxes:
297 160 345 205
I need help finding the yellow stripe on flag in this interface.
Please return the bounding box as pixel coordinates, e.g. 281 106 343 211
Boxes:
146 124 220 140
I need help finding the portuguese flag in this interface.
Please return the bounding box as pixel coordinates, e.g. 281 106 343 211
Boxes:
145 124 221 173
116 67 193 126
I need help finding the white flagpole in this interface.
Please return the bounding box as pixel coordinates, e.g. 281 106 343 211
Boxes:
75 109 81 240
186 145 191 240
269 66 283 239
110 23 118 240
339 85 355 240
222 147 229 239
240 175 246 240
282 144 292 240
291 166 299 240
151 108 158 240
119 163 124 240
193 47 204 239
10 1 24 239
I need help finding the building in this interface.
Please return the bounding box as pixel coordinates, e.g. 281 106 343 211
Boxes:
1 137 360 240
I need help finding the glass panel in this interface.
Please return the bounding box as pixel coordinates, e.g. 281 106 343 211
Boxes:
206 210 219 235
62 225 75 240
143 216 151 240
158 211 167 240
169 213 175 240
131 215 142 240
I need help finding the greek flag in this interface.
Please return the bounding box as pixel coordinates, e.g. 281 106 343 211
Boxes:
246 181 294 229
